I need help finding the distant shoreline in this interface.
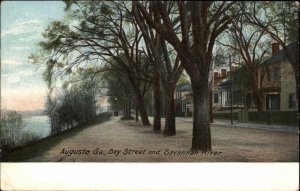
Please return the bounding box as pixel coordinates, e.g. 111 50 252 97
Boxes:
1 109 46 118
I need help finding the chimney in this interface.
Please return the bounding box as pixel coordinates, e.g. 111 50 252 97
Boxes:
221 69 227 78
272 43 279 56
214 72 219 79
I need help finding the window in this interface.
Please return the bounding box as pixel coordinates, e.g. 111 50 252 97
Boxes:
267 68 271 81
266 94 280 111
225 91 231 106
214 93 219 103
273 67 280 81
226 91 231 101
289 93 296 109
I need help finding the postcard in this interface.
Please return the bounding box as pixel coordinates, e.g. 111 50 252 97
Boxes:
1 1 299 190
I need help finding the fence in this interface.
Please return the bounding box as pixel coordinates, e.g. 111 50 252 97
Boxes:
213 112 238 120
238 111 298 126
178 110 298 126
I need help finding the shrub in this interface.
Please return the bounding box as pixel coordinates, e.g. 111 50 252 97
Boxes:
0 111 24 149
18 132 40 146
92 112 112 123
213 112 238 120
121 116 134 120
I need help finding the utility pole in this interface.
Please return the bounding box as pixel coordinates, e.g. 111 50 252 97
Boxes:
136 105 139 122
230 55 234 125
210 56 214 123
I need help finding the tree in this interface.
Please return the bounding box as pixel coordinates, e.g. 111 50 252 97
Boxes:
133 3 183 135
232 67 252 106
217 4 271 111
177 72 190 86
134 1 236 151
45 74 99 135
103 67 134 118
245 1 299 110
132 2 162 131
31 1 153 126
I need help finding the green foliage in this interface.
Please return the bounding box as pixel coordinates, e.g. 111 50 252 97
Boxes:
100 3 112 15
18 132 40 146
213 112 238 120
5 112 111 162
0 111 31 149
214 53 228 69
245 1 298 44
46 76 100 135
232 67 251 105
95 112 112 122
103 68 132 111
177 72 190 86
248 111 298 126
264 1 298 43
121 116 135 120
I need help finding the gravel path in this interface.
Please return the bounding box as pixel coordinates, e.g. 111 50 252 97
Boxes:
26 117 299 162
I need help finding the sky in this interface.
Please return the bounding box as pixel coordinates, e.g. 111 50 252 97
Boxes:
1 1 66 111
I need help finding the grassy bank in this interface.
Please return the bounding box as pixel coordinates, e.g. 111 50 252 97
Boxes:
2 112 112 162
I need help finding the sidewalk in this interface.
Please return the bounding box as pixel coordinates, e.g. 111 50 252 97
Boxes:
6 116 299 162
176 117 299 134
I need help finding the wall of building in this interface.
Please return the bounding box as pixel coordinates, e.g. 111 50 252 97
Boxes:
258 63 281 89
280 61 297 111
182 94 194 113
174 90 191 100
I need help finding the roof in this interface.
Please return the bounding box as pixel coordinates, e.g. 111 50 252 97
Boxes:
218 79 232 89
263 42 298 65
177 84 192 92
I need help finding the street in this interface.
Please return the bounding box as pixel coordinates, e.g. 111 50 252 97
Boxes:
22 117 299 162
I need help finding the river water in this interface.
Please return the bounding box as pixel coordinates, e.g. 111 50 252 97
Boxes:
22 115 51 139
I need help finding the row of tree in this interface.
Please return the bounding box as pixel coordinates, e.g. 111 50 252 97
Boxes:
31 1 299 151
45 75 99 135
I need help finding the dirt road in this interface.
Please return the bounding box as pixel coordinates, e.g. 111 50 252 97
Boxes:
26 117 299 162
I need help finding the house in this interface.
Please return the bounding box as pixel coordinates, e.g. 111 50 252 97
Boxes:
214 79 232 109
175 84 193 116
212 68 244 110
174 42 298 115
212 69 230 110
175 68 235 116
257 42 298 111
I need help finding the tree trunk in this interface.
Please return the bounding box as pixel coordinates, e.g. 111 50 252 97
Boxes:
250 73 265 111
123 102 126 117
128 98 131 117
252 82 265 111
255 92 265 111
209 83 214 123
152 77 161 132
128 76 150 125
191 74 212 151
136 96 151 126
136 105 139 122
164 86 176 136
